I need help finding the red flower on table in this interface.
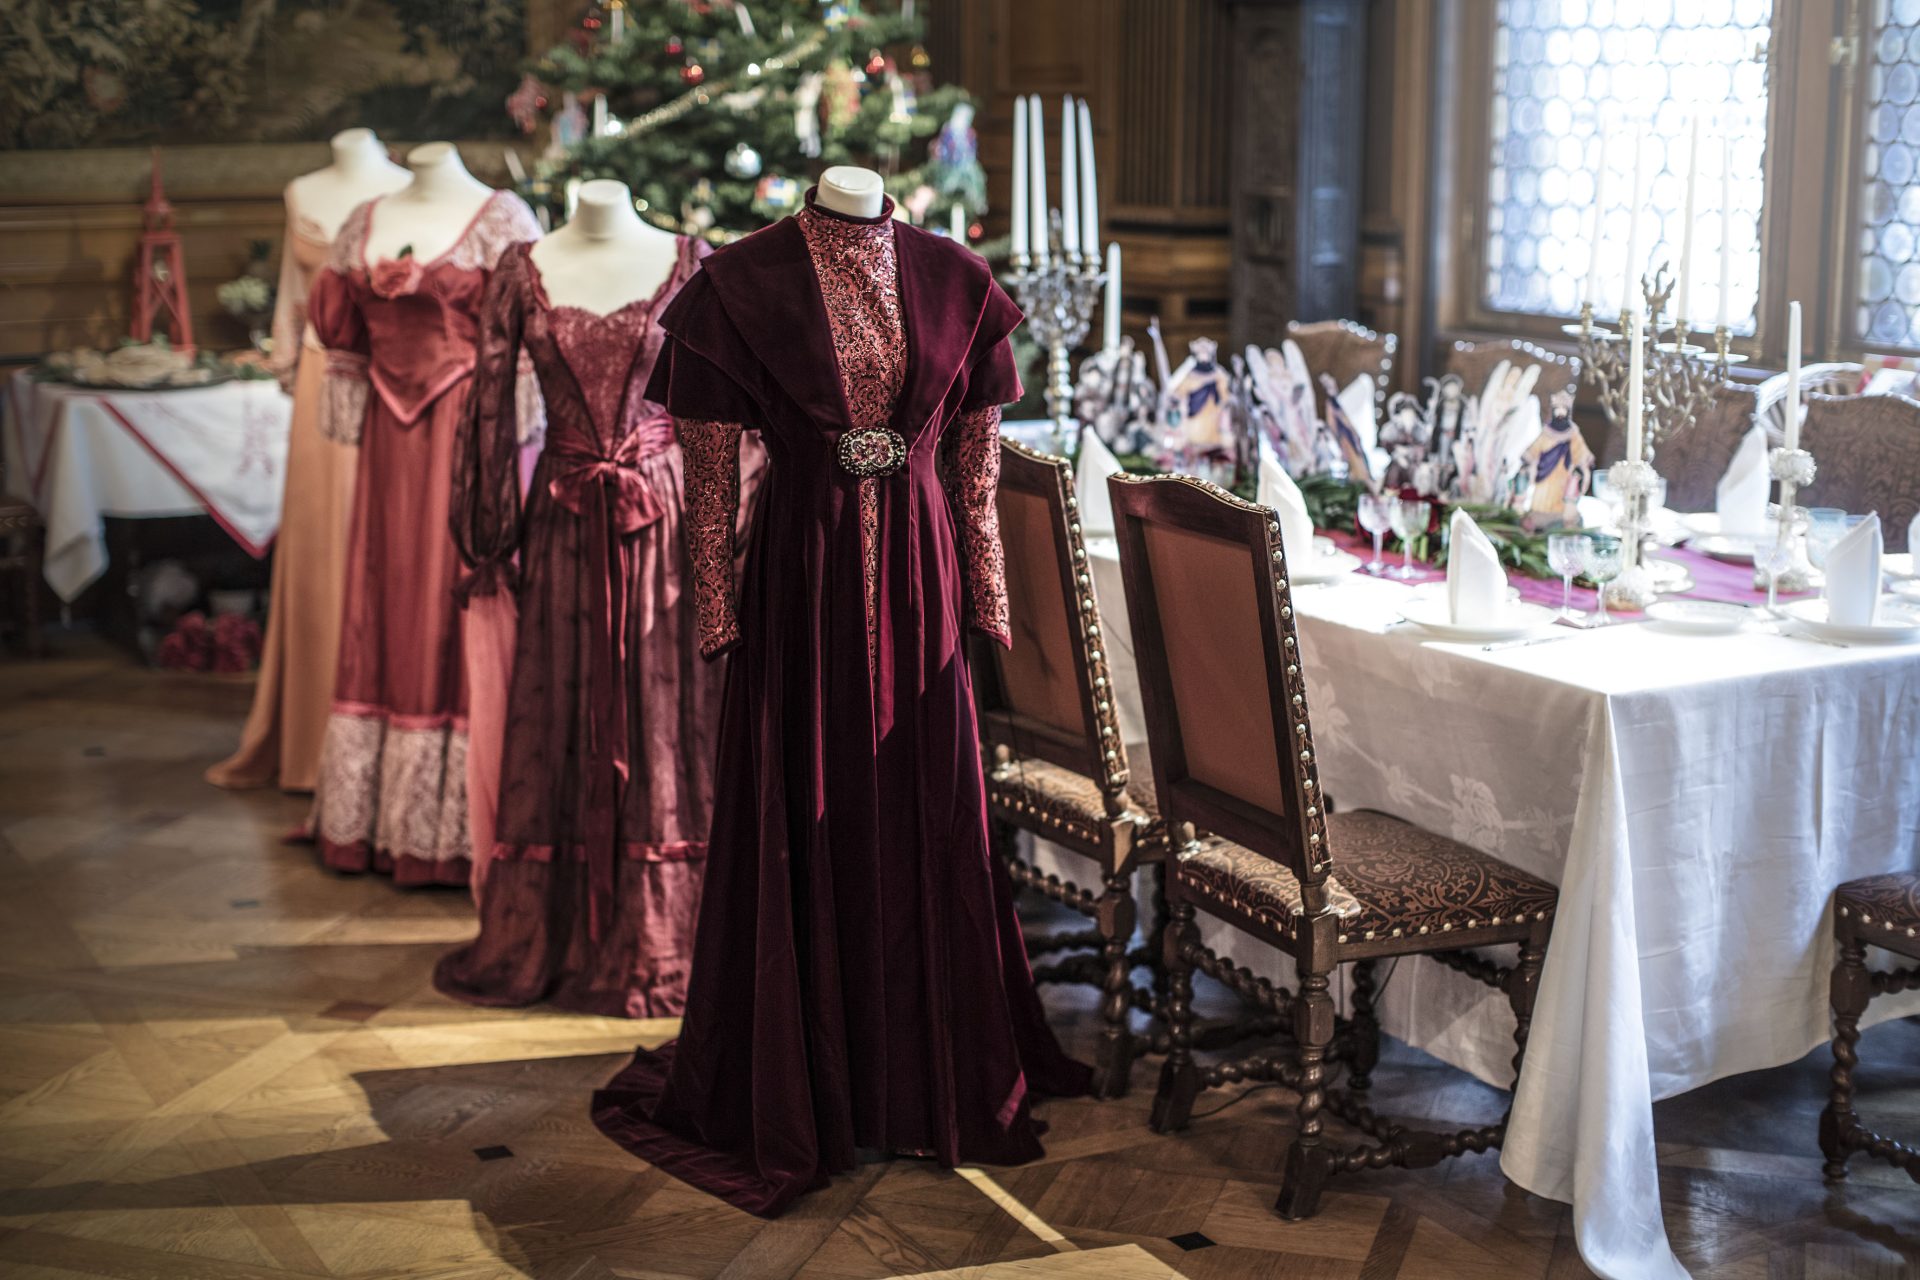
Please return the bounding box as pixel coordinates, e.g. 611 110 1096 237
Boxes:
370 250 424 299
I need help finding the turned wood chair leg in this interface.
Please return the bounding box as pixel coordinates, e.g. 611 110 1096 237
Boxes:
1821 934 1870 1181
1347 958 1380 1092
1276 970 1337 1220
1496 933 1547 1140
1149 899 1199 1133
1092 869 1138 1099
1148 861 1172 1011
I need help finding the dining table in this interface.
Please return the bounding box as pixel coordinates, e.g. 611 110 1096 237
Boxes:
1035 513 1920 1280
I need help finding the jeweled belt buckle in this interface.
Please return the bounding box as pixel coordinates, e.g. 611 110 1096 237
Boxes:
837 426 908 478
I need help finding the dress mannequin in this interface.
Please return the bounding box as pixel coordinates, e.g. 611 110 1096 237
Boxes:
363 142 496 264
287 129 410 238
529 178 682 315
813 165 886 219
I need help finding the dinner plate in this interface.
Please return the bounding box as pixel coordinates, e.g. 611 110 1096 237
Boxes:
1778 597 1920 644
1886 552 1916 581
1687 532 1767 564
1643 600 1758 635
1290 538 1362 584
1396 598 1558 643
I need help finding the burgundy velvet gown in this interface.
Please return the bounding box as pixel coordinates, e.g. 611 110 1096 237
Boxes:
590 194 1090 1216
307 191 542 884
435 236 745 1017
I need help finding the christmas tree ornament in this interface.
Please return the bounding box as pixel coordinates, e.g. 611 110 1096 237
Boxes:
681 61 705 85
507 75 547 134
865 48 886 75
823 60 860 129
665 35 683 55
792 72 825 157
910 44 932 69
724 142 763 179
606 0 627 43
755 174 803 214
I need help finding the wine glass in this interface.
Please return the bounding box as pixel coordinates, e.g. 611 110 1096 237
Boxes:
1759 528 1795 613
1357 493 1394 574
1805 507 1847 570
1591 468 1617 531
1547 533 1587 622
1579 534 1625 625
1388 498 1432 580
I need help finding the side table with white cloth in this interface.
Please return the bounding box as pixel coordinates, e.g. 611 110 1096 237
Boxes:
3 369 292 603
1069 534 1920 1280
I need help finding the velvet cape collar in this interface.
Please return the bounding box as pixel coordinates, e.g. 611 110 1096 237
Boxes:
643 214 1023 437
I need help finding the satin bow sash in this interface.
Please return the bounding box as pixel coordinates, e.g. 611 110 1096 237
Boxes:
542 415 673 938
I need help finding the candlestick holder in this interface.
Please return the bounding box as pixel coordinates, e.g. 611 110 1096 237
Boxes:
1600 458 1663 611
1564 262 1745 463
1010 215 1106 454
1755 446 1819 594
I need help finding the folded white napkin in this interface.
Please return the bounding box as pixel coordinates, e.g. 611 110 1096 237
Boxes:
1258 434 1317 570
1824 513 1883 627
1075 430 1125 537
1716 427 1771 539
1447 509 1506 626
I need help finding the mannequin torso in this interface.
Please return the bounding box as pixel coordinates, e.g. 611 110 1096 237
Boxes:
529 179 682 315
363 142 497 264
287 128 411 240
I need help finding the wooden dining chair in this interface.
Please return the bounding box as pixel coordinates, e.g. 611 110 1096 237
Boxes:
971 438 1172 1098
1284 319 1396 425
1444 337 1582 405
1798 392 1920 553
1654 381 1762 513
1109 470 1558 1218
1821 872 1919 1184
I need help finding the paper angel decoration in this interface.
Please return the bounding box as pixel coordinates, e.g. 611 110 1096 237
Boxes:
1073 336 1155 452
1243 340 1319 475
1380 390 1430 492
1520 389 1593 529
1318 372 1376 488
1163 338 1234 459
1452 359 1544 504
1423 373 1468 494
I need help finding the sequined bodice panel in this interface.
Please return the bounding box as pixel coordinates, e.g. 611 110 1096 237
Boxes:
796 204 905 431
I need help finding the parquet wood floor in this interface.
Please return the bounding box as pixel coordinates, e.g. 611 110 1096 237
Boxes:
0 638 1915 1279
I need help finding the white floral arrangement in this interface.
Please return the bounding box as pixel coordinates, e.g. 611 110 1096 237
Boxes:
217 275 272 318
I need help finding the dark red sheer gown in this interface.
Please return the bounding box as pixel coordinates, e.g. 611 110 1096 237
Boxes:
307 191 541 885
590 194 1090 1216
435 237 749 1017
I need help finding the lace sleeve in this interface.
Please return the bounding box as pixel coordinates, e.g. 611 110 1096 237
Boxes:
941 403 1009 647
679 416 746 660
268 193 310 394
451 245 530 601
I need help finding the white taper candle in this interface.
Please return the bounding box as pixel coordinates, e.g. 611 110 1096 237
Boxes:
1717 134 1733 330
1011 96 1029 261
1103 242 1122 352
1585 124 1609 307
1786 300 1802 452
1622 128 1645 314
1078 98 1098 256
1626 308 1645 462
1060 96 1079 257
1677 114 1699 328
1028 94 1050 268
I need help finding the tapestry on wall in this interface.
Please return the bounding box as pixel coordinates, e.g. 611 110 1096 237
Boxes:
2 0 527 150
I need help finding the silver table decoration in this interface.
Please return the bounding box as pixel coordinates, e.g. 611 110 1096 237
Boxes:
1010 212 1106 454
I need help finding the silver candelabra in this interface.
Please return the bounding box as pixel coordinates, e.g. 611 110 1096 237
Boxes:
1009 213 1105 453
1759 445 1818 593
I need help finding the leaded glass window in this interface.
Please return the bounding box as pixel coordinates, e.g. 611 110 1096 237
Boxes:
1859 0 1920 349
1485 0 1773 332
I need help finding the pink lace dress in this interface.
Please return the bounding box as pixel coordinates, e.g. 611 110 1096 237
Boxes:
434 237 757 1017
306 190 542 885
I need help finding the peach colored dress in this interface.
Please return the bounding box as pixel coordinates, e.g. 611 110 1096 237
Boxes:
206 214 356 792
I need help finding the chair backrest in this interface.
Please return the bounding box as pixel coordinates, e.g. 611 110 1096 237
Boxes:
1108 472 1331 908
1654 381 1761 512
1756 363 1865 445
1445 337 1582 405
972 439 1129 804
1799 392 1920 553
1285 319 1396 424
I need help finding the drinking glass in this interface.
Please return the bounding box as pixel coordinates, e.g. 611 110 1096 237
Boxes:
1759 529 1795 613
1547 533 1587 621
1579 534 1625 625
1591 468 1617 531
1357 493 1394 574
1388 498 1432 580
1805 507 1847 570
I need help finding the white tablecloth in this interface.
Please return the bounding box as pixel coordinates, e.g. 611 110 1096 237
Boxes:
4 370 292 601
1064 540 1919 1279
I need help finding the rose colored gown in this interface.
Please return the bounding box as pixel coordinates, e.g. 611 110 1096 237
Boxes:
306 190 542 886
590 194 1090 1217
434 236 754 1017
206 204 356 791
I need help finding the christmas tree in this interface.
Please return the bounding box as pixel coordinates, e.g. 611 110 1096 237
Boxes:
512 0 986 241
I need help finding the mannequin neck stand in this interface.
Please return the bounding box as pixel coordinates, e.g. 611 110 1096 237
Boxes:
814 166 886 219
288 128 410 241
362 143 497 264
531 179 681 316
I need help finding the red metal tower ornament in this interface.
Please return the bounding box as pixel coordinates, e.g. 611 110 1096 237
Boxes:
131 148 194 355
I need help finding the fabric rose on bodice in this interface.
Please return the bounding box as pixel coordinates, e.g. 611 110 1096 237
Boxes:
370 248 425 299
